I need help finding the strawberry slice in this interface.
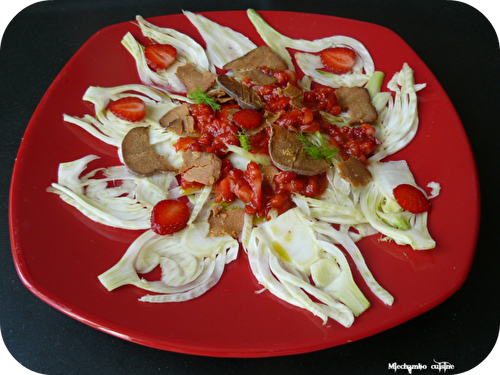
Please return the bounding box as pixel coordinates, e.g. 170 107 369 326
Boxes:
320 47 357 74
151 199 191 235
232 109 263 130
107 97 146 122
144 44 177 72
393 184 430 214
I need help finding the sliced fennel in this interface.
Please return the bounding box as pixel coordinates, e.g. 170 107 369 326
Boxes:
254 208 322 274
98 225 239 302
135 15 211 72
186 185 212 225
360 161 436 249
365 71 385 99
247 8 374 81
144 129 184 171
293 168 364 225
47 155 176 229
314 240 371 316
246 207 377 325
121 32 189 93
364 69 392 113
63 84 179 147
225 143 271 169
295 52 372 88
313 221 394 306
247 226 355 327
371 63 427 161
183 10 257 70
293 194 366 225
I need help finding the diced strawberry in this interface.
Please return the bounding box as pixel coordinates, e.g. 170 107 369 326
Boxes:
232 109 263 130
218 103 241 122
107 97 146 122
233 179 253 203
393 184 430 214
144 44 177 72
320 47 357 74
244 161 262 211
150 199 190 235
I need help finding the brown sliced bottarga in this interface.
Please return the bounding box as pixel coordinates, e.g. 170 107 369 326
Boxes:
268 125 330 176
159 103 196 135
335 157 372 187
207 204 246 238
179 150 222 186
222 46 288 71
176 63 217 94
216 75 263 110
237 69 277 86
335 86 378 125
282 85 304 109
122 126 178 176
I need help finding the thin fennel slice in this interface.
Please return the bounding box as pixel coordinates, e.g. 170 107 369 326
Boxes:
121 32 188 93
295 52 372 88
371 63 427 161
245 208 373 326
63 84 179 147
359 161 436 250
247 228 355 327
225 143 271 168
135 15 211 72
139 252 225 302
47 156 176 230
98 221 239 301
313 240 371 316
293 194 366 225
314 221 394 306
183 10 257 70
98 230 214 295
186 185 212 225
247 8 374 79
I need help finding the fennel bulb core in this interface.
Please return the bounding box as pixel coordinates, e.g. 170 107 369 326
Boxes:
257 208 321 274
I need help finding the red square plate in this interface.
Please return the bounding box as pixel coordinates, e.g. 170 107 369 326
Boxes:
9 11 480 357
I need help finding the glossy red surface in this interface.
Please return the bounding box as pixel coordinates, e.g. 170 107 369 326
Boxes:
9 11 480 357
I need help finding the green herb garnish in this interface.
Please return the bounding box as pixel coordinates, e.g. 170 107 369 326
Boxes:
187 88 221 111
236 132 252 151
295 131 338 161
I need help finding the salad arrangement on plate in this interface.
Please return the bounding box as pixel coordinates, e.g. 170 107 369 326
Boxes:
47 9 440 327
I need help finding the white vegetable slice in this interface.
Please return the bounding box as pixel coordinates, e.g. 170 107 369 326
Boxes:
136 15 211 72
99 230 214 295
371 63 427 161
293 194 366 225
245 208 375 326
139 253 225 303
225 143 271 168
247 228 354 326
314 221 394 306
63 84 180 147
180 221 239 259
269 253 356 325
295 52 372 88
359 161 435 250
247 8 374 85
98 222 239 302
183 10 257 70
186 185 213 225
47 155 178 229
254 208 321 274
121 32 187 93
